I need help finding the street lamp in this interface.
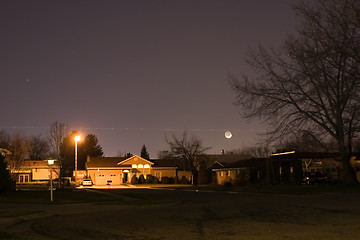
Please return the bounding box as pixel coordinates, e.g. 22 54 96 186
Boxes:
74 135 81 184
47 159 56 203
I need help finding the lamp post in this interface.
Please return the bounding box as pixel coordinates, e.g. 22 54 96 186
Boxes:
47 159 56 203
74 135 81 184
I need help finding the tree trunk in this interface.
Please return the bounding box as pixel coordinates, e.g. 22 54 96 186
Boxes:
339 145 357 184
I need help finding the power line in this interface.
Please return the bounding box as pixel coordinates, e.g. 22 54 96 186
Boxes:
0 126 263 132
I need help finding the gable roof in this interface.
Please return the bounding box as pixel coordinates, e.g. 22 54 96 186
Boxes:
118 155 154 165
118 155 154 166
207 161 224 170
87 156 178 169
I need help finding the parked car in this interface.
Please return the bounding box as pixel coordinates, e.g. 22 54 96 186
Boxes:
82 179 92 186
303 172 328 185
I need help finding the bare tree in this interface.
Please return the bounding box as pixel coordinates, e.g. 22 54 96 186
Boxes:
49 121 68 160
230 0 360 183
28 135 50 160
49 121 68 187
166 132 210 184
7 132 30 179
0 130 11 150
246 145 271 159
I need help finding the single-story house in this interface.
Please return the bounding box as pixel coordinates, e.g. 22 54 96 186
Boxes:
86 155 189 185
212 151 358 185
212 158 268 185
8 160 60 183
272 152 341 182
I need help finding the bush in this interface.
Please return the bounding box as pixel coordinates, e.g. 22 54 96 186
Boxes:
161 176 170 184
130 175 139 184
145 174 154 184
179 176 190 184
234 173 247 186
154 177 160 184
169 177 175 184
138 174 146 184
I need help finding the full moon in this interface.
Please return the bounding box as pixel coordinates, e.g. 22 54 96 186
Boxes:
225 131 232 139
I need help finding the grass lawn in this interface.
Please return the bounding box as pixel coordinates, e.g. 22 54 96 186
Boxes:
1 184 360 239
148 182 360 195
0 189 115 204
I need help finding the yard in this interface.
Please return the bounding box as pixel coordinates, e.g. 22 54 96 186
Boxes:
0 185 360 239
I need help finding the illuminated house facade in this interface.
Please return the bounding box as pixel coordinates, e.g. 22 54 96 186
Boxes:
9 160 60 183
86 155 184 185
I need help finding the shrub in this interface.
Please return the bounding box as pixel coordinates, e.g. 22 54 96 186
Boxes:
174 176 179 184
130 175 139 184
234 173 247 185
179 175 190 184
161 176 170 184
154 177 160 184
138 174 146 184
169 177 175 184
145 174 154 184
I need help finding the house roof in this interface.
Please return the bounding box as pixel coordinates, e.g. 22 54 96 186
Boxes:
151 159 177 168
213 158 266 170
207 161 224 170
9 160 60 168
270 152 342 160
87 157 127 168
87 156 177 169
200 153 254 167
118 155 154 166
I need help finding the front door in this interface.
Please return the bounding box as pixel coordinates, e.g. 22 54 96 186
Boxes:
123 172 128 183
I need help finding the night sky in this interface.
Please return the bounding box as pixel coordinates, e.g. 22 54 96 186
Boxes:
1 0 298 157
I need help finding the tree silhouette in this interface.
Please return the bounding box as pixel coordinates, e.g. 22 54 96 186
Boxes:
60 131 104 176
140 145 150 160
166 132 210 184
0 149 12 192
230 0 360 183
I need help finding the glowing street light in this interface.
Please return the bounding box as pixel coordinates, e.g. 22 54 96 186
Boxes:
47 159 56 203
74 135 81 184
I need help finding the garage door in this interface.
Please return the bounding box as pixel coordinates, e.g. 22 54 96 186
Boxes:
95 174 121 185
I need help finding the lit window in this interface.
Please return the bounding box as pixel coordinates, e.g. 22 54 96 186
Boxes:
132 164 137 168
138 164 143 168
144 164 150 168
